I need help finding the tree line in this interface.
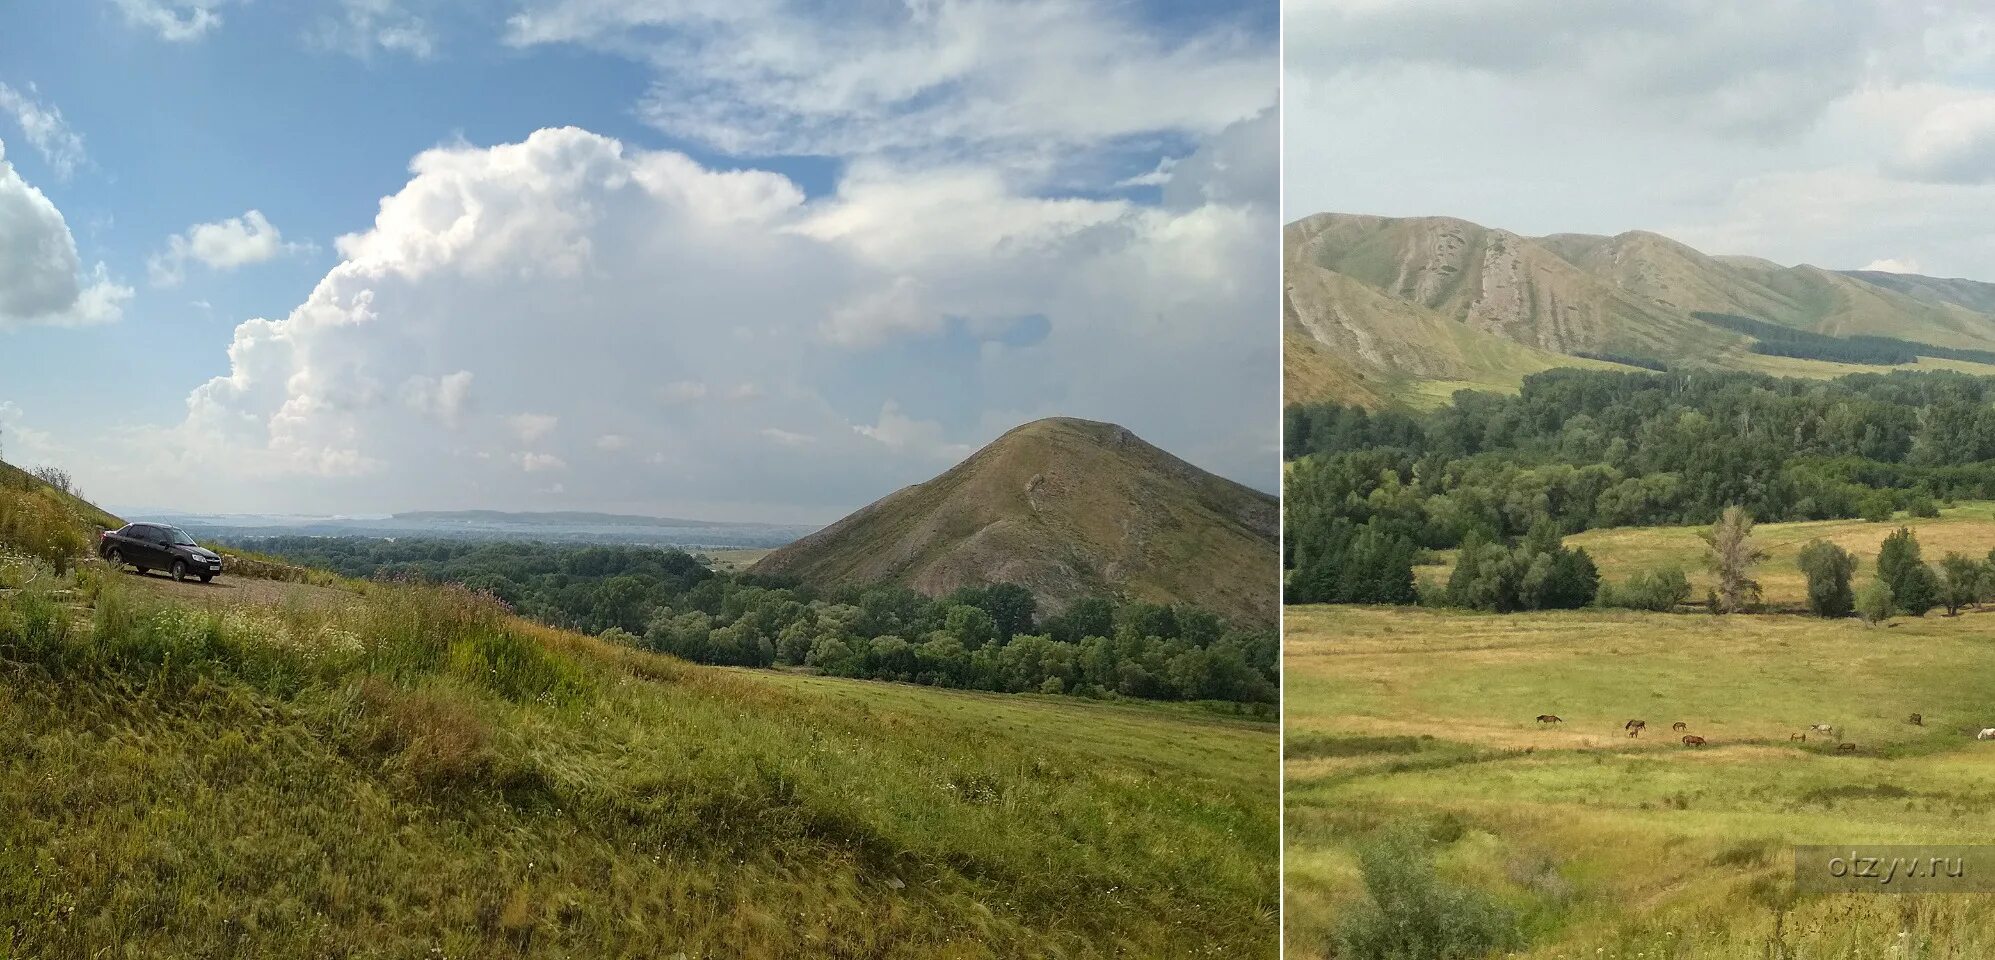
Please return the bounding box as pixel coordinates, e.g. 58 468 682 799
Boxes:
233 537 1278 707
1284 370 1995 567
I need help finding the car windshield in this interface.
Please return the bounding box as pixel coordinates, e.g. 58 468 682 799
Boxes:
163 527 198 546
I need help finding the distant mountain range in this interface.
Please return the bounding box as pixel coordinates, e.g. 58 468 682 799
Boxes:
127 509 817 549
753 417 1279 626
1285 212 1995 408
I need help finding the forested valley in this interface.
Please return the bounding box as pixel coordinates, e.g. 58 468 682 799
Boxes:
236 537 1279 710
1284 368 1995 612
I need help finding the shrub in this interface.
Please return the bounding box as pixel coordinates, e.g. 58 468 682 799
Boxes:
1857 580 1894 626
1598 567 1692 612
1331 828 1523 960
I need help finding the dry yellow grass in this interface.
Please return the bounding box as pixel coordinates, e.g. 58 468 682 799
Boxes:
1284 604 1995 958
1419 502 1995 610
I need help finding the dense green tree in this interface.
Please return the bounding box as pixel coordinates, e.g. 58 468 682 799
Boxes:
1596 566 1691 612
1937 552 1984 616
1876 527 1940 616
1797 540 1857 618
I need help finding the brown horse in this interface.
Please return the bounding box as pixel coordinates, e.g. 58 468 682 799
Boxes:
1837 742 1858 753
1909 713 1924 726
1681 735 1706 747
1671 722 1688 732
1625 719 1646 737
1790 733 1807 742
1536 714 1563 724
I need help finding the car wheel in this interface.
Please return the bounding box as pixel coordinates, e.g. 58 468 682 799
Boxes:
135 567 148 576
107 548 124 569
172 560 188 583
200 574 214 584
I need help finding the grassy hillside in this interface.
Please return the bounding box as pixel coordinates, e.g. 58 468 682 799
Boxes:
1416 503 1995 611
753 417 1279 628
0 529 1277 956
1286 604 1995 959
0 459 121 531
1285 212 1995 408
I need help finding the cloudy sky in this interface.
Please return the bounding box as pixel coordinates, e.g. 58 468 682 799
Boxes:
0 0 1276 523
1287 0 1995 280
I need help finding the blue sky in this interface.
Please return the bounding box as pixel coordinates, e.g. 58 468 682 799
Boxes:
0 0 1277 522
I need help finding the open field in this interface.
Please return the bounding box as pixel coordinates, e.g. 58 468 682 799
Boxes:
703 547 775 572
1419 503 1995 610
1285 604 1995 959
0 560 1277 958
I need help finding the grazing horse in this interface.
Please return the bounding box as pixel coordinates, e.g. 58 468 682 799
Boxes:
1536 714 1563 725
1681 735 1706 747
1625 719 1646 737
1909 713 1924 726
1837 742 1858 753
1978 729 1995 741
1809 724 1837 737
1790 733 1807 742
1671 722 1688 732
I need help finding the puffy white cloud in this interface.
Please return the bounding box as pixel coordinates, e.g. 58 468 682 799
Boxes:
505 0 1271 170
1863 258 1924 274
0 139 131 329
125 126 1272 518
0 83 86 180
149 210 304 287
110 0 230 41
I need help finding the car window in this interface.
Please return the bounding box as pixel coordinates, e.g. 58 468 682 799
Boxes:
163 527 198 546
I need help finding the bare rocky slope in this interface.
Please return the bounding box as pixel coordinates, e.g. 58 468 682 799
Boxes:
1287 212 1995 407
752 418 1278 627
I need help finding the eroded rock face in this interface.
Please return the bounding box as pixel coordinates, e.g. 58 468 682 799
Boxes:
1284 211 1995 409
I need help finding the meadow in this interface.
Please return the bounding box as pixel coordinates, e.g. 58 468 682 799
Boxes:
0 555 1278 958
1285 603 1995 959
1416 503 1995 611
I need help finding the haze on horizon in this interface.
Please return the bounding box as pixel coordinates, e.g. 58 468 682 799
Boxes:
1286 0 1995 283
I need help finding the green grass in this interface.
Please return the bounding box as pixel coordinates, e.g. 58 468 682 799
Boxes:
1284 604 1995 959
0 561 1277 958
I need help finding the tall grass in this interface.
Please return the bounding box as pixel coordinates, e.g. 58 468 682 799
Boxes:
0 485 89 573
0 569 1277 957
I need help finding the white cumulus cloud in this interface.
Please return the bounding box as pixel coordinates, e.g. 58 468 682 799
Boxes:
110 125 1269 519
149 210 305 287
0 138 131 329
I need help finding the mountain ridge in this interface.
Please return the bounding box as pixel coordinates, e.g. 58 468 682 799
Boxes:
1285 211 1995 407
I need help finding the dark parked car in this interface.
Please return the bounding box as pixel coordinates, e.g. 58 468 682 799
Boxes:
99 523 224 583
